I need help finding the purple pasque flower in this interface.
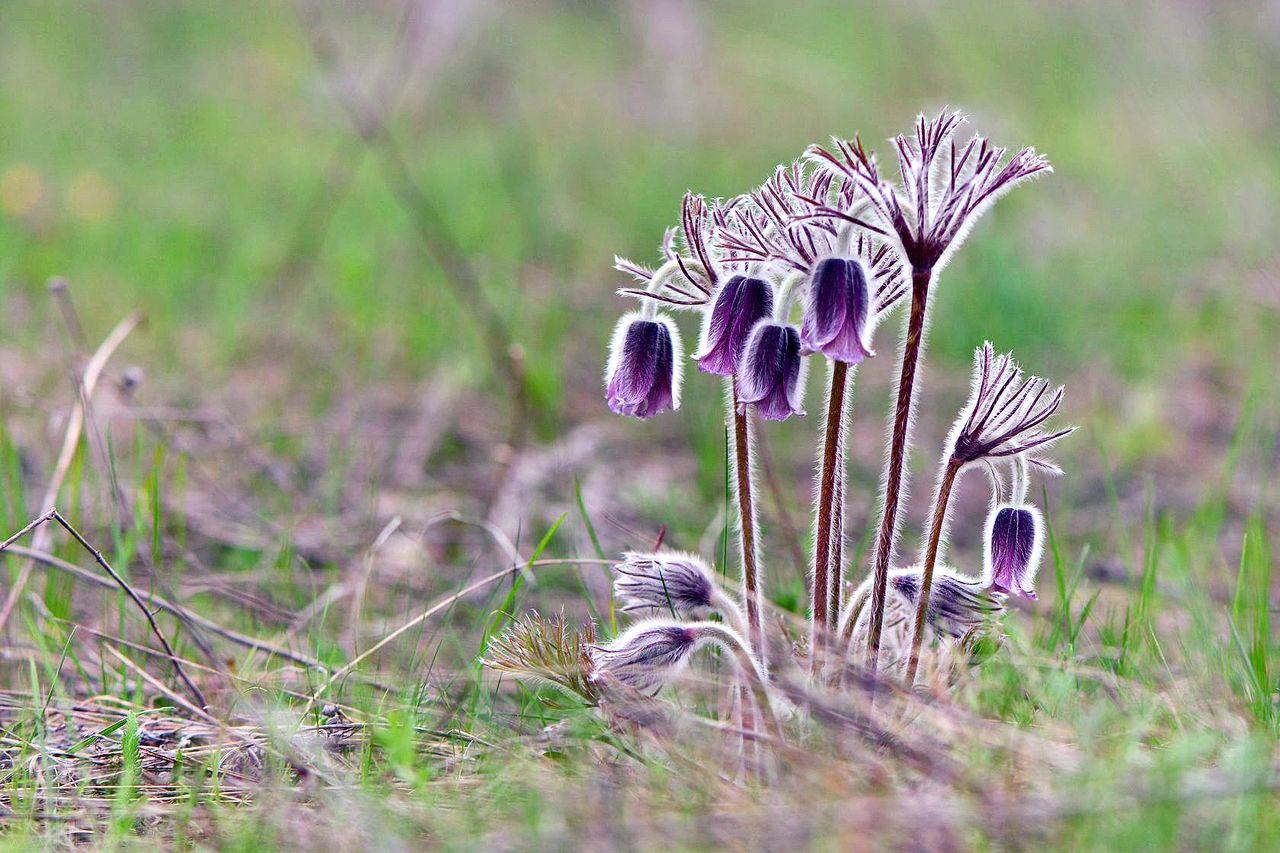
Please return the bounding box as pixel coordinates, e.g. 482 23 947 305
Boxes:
889 567 1005 638
736 321 806 421
694 275 774 376
604 311 683 419
613 552 717 619
589 621 699 696
983 503 1043 600
799 256 875 364
808 109 1051 272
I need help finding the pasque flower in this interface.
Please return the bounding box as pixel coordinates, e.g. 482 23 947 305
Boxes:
800 256 875 364
604 311 683 419
613 552 718 618
590 621 699 696
890 567 1005 638
694 275 774 376
984 503 1043 600
736 322 806 421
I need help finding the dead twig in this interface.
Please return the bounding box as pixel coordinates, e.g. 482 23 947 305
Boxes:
2 509 207 710
0 311 144 633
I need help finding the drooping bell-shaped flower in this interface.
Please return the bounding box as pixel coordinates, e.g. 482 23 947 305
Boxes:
612 552 717 618
604 311 683 419
799 257 875 364
889 567 1006 638
589 621 698 695
736 322 806 421
983 504 1043 600
694 275 774 376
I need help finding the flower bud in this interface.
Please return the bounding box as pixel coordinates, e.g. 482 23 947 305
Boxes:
604 312 683 419
589 621 699 695
889 567 1005 638
693 275 774 376
799 257 875 364
983 504 1043 600
613 552 717 618
736 322 806 421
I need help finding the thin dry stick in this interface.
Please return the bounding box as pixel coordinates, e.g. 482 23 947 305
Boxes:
810 360 848 674
0 311 143 633
904 456 963 685
2 544 358 682
1 509 207 710
866 268 932 671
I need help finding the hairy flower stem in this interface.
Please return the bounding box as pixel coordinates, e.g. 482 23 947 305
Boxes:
691 622 782 741
729 384 764 663
903 455 962 685
811 360 848 675
866 267 932 672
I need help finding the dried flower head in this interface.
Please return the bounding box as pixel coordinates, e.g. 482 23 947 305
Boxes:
800 256 875 364
950 341 1073 470
694 275 774 376
889 567 1006 639
613 551 721 619
484 611 600 704
604 311 683 419
589 621 699 696
736 322 806 421
984 504 1043 600
808 109 1051 272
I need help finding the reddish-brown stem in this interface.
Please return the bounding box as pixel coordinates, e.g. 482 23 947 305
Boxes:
811 360 848 675
866 268 932 672
731 387 763 661
904 456 963 685
828 391 848 630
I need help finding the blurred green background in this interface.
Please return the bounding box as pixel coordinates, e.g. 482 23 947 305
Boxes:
2 0 1277 530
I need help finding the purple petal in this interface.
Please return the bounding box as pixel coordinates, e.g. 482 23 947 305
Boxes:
696 276 773 376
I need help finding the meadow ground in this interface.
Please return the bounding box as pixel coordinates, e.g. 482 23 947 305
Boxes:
1 1 1278 849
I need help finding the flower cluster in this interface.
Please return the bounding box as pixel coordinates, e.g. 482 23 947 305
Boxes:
492 108 1072 750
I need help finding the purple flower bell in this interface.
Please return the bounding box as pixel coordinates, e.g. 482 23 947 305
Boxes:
604 312 683 419
799 257 875 364
983 504 1043 600
736 322 805 421
694 275 774 376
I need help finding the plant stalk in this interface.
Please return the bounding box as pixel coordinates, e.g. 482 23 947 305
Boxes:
903 455 963 685
865 267 932 672
828 383 849 630
811 360 848 675
730 385 764 663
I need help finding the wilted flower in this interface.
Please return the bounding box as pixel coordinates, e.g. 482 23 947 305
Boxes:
984 504 1043 600
808 110 1051 273
736 322 806 421
800 257 875 364
889 567 1005 638
950 342 1073 470
589 621 699 696
694 275 774 376
613 552 719 618
604 311 683 419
